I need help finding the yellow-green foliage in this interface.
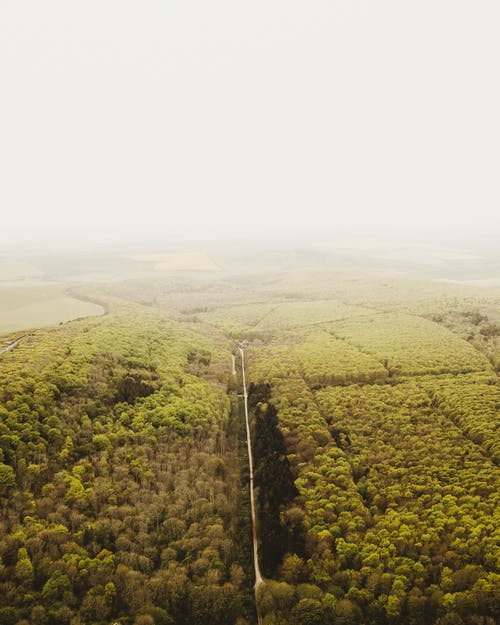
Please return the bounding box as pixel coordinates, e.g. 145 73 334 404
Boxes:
254 300 373 330
0 307 247 625
248 330 387 389
198 302 278 336
421 372 500 464
315 382 499 564
293 331 388 386
333 313 491 375
242 286 500 625
259 373 499 624
1 270 499 625
248 341 302 385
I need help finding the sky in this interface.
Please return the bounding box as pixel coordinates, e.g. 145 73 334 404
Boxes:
0 0 499 247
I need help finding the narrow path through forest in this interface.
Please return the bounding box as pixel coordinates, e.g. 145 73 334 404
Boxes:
238 345 263 625
0 336 25 357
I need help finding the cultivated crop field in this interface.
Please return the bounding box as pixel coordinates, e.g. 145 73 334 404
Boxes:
0 283 104 334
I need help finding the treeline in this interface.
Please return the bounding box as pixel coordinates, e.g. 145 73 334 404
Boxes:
430 308 500 372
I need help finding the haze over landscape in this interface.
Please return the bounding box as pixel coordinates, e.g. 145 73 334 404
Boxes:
1 0 499 247
0 3 499 625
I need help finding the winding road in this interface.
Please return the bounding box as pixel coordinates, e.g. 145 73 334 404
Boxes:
237 345 264 625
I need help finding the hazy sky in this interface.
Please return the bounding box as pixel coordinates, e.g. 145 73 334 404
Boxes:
1 0 499 246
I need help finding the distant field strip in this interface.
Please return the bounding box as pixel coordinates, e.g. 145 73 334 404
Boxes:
0 284 104 334
0 259 44 280
129 251 220 271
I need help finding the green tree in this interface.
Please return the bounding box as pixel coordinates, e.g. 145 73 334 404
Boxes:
0 463 15 496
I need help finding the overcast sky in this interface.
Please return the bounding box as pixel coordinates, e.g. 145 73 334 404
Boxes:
1 0 499 247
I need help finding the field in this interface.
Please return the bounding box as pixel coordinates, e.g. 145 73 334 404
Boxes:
0 258 44 280
128 251 220 271
0 283 104 334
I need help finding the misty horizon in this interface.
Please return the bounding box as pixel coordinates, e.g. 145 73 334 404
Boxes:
0 5 499 625
1 0 499 249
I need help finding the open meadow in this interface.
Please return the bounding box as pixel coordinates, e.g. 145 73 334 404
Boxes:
0 283 105 334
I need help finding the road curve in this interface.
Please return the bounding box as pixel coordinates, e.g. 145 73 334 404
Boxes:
238 346 264 625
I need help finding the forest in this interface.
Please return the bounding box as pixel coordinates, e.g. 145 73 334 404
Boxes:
0 271 499 625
